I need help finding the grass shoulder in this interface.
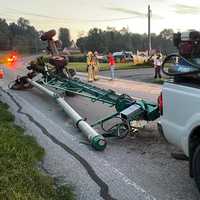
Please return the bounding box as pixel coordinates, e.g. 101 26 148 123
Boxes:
68 62 152 72
0 101 75 200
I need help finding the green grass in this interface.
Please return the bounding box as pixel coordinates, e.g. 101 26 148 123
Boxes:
68 62 151 72
0 101 75 200
151 78 165 85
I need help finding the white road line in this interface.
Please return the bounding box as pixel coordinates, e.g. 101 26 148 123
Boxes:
101 161 157 200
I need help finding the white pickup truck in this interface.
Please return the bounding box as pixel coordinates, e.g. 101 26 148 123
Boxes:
158 64 200 191
158 30 200 191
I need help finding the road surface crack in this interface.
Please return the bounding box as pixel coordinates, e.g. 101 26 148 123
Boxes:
0 87 117 200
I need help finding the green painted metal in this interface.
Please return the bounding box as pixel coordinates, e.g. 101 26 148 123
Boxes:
10 29 160 149
42 79 116 106
91 112 119 127
28 78 107 151
43 76 119 105
136 100 159 121
39 74 159 124
90 135 107 151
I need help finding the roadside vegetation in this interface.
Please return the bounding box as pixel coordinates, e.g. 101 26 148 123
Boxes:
69 62 152 72
152 78 165 84
0 101 75 200
0 17 175 54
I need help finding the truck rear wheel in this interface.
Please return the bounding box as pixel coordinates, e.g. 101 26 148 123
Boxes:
192 145 200 191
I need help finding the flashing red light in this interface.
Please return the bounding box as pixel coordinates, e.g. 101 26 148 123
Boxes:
7 57 13 62
5 52 18 69
0 51 20 72
7 55 16 63
8 54 17 61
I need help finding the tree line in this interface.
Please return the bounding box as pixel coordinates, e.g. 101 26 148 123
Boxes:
76 28 177 54
0 17 177 54
0 17 71 53
0 18 43 53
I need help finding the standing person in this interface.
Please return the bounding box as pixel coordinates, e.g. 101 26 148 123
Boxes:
108 52 116 80
154 54 162 79
87 51 94 82
93 51 100 81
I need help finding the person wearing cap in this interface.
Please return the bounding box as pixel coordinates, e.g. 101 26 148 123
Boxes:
93 51 100 81
87 51 94 82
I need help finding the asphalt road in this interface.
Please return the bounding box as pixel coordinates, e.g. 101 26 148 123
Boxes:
99 68 164 83
0 58 199 200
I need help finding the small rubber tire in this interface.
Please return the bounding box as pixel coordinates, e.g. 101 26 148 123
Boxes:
116 123 129 139
192 144 200 192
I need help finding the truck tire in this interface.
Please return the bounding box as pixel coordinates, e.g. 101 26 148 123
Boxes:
192 145 200 191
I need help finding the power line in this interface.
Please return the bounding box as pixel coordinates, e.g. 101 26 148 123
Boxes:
1 7 140 23
4 8 74 21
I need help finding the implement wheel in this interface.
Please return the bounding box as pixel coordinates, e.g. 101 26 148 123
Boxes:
116 123 129 139
101 118 130 139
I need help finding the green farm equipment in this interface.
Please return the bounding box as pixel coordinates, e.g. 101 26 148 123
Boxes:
10 30 160 151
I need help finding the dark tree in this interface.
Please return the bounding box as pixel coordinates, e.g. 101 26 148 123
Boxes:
76 28 176 54
0 19 10 50
59 28 71 48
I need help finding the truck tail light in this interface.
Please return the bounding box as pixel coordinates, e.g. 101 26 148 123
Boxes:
157 92 163 115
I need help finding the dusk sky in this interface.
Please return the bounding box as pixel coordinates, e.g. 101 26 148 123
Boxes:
0 0 200 39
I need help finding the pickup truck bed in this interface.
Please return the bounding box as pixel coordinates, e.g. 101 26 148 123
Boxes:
160 79 200 191
161 81 200 156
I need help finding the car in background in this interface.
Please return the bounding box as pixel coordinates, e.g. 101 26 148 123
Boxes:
96 54 108 63
113 51 133 63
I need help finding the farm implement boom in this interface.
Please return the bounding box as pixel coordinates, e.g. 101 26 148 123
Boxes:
10 30 160 151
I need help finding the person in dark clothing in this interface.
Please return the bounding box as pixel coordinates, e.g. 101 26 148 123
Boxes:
154 54 162 79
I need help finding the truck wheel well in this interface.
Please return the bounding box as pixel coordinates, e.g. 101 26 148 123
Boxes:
189 126 200 177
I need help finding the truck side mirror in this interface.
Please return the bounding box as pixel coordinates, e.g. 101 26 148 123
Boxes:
162 54 200 76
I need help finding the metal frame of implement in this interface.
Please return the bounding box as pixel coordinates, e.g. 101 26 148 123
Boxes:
11 71 160 151
27 78 107 151
10 29 160 151
30 73 160 150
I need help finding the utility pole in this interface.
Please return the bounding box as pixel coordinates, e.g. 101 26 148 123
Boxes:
148 5 151 56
